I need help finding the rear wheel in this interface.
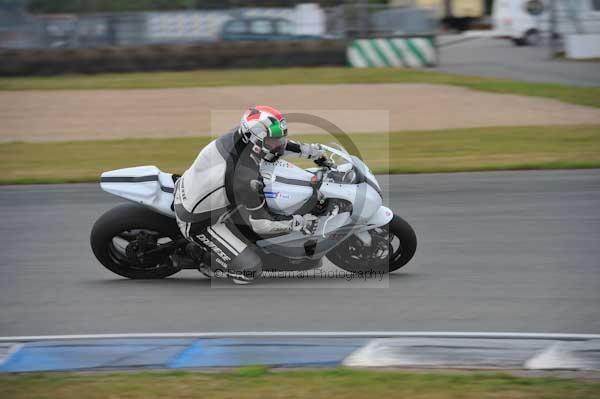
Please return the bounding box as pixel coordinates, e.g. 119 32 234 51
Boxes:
91 203 183 279
327 215 417 274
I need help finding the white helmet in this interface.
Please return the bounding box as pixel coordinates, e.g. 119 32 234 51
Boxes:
240 105 288 161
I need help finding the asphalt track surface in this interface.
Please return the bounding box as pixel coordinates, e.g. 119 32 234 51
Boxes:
1 170 599 336
437 36 600 87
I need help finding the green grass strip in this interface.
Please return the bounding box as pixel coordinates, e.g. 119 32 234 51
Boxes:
1 125 599 185
0 67 599 108
1 367 599 399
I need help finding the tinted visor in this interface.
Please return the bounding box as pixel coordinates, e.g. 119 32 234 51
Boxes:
263 136 288 155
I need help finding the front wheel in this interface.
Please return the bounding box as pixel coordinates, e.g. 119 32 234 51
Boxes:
326 215 417 274
91 203 184 279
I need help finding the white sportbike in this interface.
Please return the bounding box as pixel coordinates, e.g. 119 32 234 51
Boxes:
90 144 417 279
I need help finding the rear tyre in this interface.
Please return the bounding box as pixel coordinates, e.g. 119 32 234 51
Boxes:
327 215 417 274
91 203 183 279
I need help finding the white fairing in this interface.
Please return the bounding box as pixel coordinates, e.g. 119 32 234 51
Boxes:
319 182 382 223
100 165 175 217
360 205 394 231
256 145 391 247
261 159 314 215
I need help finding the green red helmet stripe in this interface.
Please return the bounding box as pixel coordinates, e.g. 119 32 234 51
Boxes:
245 107 261 121
255 105 284 121
268 120 284 137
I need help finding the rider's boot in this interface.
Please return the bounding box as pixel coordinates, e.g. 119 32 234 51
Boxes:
226 247 263 285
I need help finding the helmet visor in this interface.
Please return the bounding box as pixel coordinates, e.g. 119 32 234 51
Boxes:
263 136 288 156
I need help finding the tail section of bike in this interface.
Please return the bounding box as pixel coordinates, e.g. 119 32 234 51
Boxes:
100 165 176 218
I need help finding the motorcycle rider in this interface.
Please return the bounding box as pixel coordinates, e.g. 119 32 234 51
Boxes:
173 106 327 284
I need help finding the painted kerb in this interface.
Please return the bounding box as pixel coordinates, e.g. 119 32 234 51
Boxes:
347 37 437 68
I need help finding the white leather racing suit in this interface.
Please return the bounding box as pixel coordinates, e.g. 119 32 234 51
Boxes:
173 128 323 281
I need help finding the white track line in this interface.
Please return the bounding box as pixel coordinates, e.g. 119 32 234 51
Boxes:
1 332 599 342
0 343 23 366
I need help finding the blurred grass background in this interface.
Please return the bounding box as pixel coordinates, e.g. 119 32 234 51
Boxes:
1 367 599 399
1 67 599 108
1 125 598 184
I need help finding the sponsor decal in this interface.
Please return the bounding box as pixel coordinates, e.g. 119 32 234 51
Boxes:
264 191 290 200
196 234 231 263
214 257 228 268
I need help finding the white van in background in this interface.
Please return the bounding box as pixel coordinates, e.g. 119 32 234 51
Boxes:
493 0 600 45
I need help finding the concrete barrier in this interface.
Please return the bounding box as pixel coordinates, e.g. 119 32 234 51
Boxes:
565 34 600 60
347 37 437 68
0 40 346 76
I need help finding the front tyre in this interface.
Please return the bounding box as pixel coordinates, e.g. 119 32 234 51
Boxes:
91 203 183 279
327 215 417 274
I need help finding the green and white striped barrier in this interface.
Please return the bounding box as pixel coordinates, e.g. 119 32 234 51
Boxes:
347 37 437 68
